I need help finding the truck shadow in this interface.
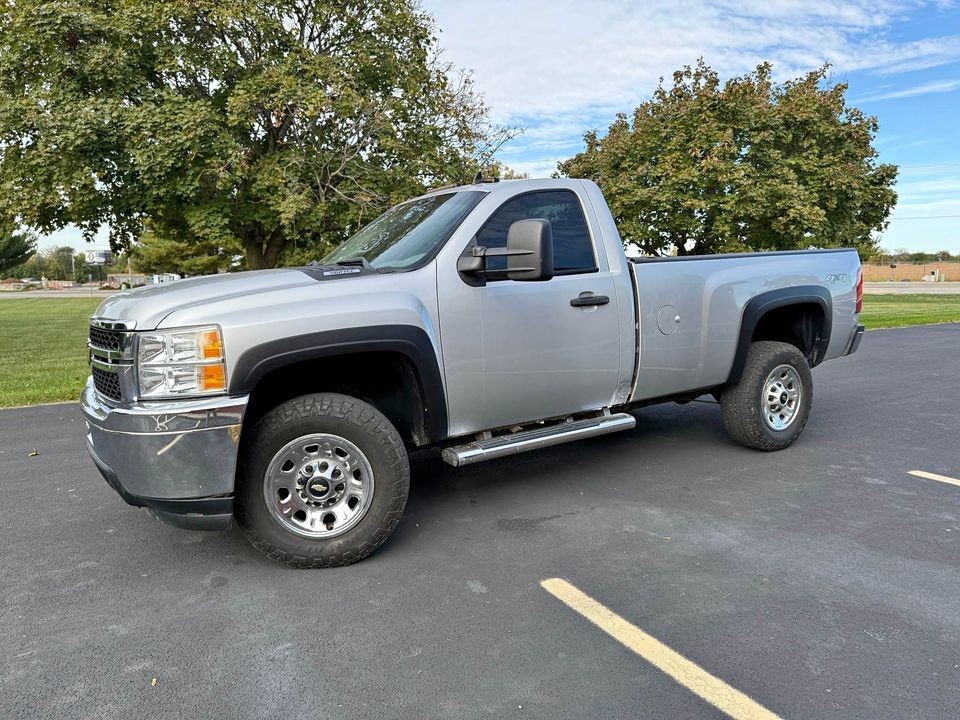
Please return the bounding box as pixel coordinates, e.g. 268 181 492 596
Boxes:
405 401 725 509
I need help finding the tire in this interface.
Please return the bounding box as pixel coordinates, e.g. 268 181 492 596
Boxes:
235 393 409 568
720 341 812 451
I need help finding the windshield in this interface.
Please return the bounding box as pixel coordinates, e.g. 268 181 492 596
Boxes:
322 191 485 271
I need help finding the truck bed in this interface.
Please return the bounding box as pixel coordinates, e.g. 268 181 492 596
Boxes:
627 248 861 402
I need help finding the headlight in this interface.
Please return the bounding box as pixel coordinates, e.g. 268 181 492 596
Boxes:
136 326 227 398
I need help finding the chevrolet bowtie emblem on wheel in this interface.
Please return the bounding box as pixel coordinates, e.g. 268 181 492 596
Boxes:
311 483 328 494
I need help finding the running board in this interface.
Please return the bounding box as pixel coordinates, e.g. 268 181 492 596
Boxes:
441 413 636 467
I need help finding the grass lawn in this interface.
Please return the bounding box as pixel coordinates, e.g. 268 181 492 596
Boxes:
859 294 960 330
0 293 958 408
0 298 101 407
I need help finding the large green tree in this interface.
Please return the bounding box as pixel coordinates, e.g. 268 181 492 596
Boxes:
0 1 511 268
0 225 35 273
560 61 898 256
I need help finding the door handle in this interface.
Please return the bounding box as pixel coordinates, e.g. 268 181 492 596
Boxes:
570 292 610 307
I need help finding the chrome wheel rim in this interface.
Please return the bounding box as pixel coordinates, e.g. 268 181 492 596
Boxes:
762 364 802 431
264 433 375 539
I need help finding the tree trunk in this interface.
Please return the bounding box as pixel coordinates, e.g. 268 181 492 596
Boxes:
241 227 285 269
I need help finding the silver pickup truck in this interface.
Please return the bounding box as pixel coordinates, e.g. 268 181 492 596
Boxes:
81 179 864 567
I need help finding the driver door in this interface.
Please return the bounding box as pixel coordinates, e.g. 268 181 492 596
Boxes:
438 188 622 435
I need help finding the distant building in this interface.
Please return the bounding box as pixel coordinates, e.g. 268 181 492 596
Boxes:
108 273 148 287
0 278 25 291
148 273 181 284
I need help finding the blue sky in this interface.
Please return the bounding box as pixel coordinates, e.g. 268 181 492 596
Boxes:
424 0 960 254
41 0 960 253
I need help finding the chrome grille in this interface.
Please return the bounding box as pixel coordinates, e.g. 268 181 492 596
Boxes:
92 366 122 401
89 326 123 352
88 318 135 403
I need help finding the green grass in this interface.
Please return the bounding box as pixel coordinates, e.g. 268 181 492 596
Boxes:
0 298 101 407
0 293 957 408
859 294 960 330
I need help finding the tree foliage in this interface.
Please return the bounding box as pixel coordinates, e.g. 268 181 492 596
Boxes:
0 1 512 268
0 225 35 273
130 229 238 276
560 61 898 256
0 243 93 281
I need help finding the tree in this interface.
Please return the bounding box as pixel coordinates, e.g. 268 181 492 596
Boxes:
0 1 513 268
0 225 35 273
43 245 77 280
131 229 240 276
559 61 898 256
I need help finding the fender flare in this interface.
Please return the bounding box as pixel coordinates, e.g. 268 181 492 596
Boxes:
230 325 448 442
726 285 832 385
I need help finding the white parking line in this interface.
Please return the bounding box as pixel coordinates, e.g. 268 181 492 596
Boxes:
908 470 960 488
541 578 782 720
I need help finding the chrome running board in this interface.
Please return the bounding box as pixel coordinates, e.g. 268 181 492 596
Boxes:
441 412 636 467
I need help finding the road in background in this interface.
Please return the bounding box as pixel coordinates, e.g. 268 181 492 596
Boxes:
1 325 958 719
0 289 114 299
863 281 960 294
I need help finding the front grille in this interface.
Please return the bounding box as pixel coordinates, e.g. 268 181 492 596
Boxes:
92 366 122 402
89 326 123 352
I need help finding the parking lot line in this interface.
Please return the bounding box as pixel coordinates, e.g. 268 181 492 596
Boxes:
541 578 781 720
908 470 960 488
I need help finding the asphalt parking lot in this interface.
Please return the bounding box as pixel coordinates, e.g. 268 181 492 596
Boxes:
1 324 958 719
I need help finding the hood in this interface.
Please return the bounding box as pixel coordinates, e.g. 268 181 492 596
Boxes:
93 267 374 329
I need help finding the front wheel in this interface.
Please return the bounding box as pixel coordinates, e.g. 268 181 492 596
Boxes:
236 393 409 568
720 341 813 451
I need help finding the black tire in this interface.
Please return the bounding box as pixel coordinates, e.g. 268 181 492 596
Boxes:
720 341 812 451
235 393 409 568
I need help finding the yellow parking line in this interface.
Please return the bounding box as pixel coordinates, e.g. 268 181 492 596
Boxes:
541 578 781 720
908 470 960 488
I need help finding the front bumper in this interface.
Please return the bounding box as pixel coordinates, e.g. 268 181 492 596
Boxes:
80 378 248 530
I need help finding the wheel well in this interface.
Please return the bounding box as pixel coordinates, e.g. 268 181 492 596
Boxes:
241 352 431 447
751 302 825 364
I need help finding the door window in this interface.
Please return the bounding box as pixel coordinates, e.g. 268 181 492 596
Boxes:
474 190 597 276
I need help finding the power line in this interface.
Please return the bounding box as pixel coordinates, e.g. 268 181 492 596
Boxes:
893 214 960 220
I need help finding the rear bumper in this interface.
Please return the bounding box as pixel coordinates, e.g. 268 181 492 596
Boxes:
80 378 247 530
845 324 865 356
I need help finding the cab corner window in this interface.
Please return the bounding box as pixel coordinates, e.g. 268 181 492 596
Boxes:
475 191 596 276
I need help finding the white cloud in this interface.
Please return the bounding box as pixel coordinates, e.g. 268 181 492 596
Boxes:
424 0 960 121
853 78 960 102
424 0 960 251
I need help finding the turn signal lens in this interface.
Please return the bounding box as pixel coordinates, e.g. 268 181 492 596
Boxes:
201 364 226 392
201 329 223 360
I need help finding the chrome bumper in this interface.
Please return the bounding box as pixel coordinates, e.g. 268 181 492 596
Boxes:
80 378 248 529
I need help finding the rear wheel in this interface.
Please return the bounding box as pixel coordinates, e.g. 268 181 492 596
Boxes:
720 341 812 451
236 393 409 568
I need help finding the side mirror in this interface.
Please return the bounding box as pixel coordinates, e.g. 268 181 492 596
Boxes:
456 218 555 283
506 218 554 281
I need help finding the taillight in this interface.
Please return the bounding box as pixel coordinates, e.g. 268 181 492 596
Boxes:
855 267 863 314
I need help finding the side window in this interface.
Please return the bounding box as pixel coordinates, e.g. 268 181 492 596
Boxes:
474 190 596 275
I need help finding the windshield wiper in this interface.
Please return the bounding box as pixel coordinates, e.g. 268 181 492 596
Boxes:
334 257 373 269
308 257 380 272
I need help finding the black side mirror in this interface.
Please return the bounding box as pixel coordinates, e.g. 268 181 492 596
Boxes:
506 219 554 281
456 218 555 283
